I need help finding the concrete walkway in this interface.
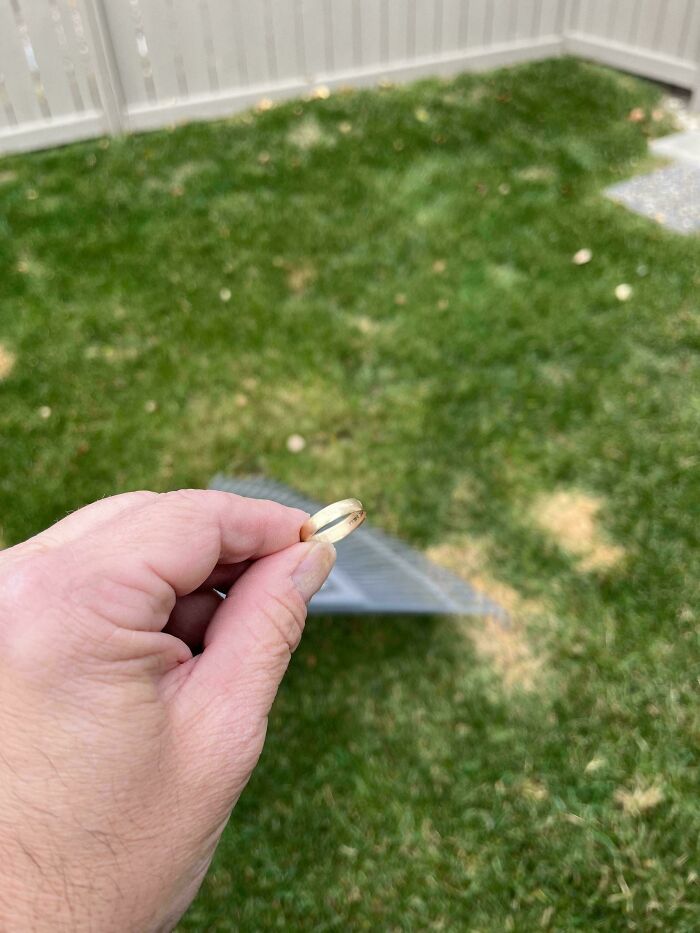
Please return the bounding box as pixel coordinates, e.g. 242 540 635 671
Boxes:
606 129 700 235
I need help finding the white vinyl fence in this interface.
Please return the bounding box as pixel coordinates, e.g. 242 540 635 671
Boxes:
1 0 699 155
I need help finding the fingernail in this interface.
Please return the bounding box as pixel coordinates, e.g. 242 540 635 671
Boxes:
292 541 336 602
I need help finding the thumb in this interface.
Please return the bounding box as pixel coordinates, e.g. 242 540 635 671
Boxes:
184 540 335 727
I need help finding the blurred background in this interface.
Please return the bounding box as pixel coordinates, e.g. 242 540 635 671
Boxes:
1 2 699 930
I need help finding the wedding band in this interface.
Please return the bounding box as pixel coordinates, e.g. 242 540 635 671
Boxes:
300 498 366 544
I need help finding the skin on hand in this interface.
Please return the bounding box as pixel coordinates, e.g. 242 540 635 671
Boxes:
0 489 335 933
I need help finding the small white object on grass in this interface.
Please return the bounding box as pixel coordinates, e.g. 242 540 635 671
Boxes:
572 248 592 265
219 288 231 302
615 283 633 301
286 434 306 453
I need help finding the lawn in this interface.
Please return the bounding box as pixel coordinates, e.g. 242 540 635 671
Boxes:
1 56 699 930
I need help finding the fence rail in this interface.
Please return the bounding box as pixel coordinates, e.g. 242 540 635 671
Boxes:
1 0 699 155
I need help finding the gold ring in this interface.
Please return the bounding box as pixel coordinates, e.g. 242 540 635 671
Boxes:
300 498 366 544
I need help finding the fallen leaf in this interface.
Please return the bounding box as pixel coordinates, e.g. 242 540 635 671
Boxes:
572 248 593 265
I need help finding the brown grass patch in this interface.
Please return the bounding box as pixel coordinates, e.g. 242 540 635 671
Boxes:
539 361 572 386
0 344 16 381
427 536 545 690
170 160 214 187
286 116 332 150
286 262 317 294
352 315 380 335
532 489 624 572
614 782 664 816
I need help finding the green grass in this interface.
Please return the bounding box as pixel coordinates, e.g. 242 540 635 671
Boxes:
1 57 699 930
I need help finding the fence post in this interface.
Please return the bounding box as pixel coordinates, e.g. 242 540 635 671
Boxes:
692 30 700 112
81 0 126 135
558 0 575 51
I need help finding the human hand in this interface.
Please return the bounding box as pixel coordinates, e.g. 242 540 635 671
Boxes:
0 490 335 932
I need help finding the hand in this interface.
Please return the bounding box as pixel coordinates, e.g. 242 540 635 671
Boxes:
0 490 335 932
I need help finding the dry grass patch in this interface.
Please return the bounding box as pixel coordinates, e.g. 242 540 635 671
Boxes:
532 489 625 572
286 116 332 150
517 165 557 182
170 160 214 187
614 782 665 816
351 315 381 336
427 536 545 691
286 262 317 294
0 344 16 381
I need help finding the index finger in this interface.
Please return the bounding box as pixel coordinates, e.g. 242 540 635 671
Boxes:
66 489 308 602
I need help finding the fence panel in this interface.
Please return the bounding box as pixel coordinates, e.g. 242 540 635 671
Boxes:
357 0 384 67
0 0 109 151
565 0 700 89
0 2 43 126
1 0 699 156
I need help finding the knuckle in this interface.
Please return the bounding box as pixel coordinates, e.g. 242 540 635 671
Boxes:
0 554 63 669
0 552 59 610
